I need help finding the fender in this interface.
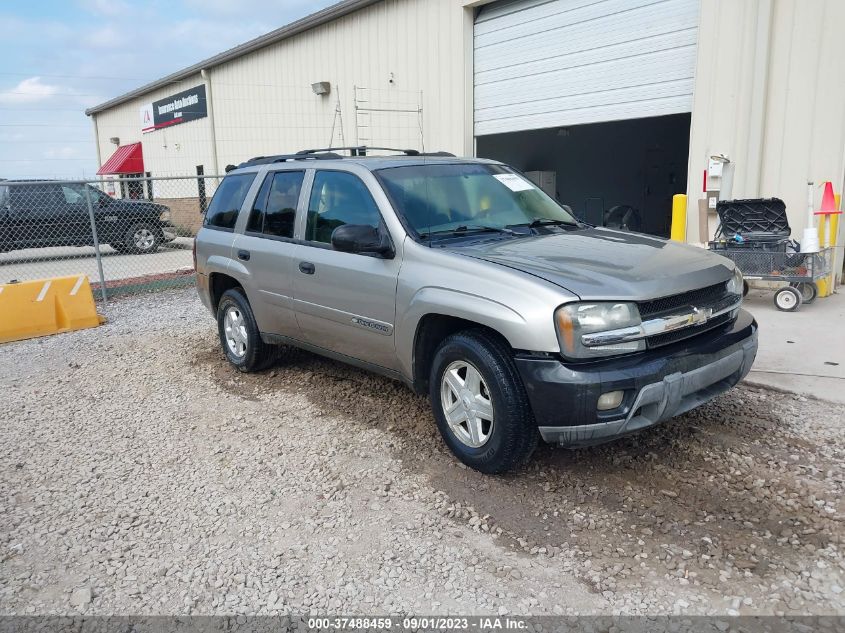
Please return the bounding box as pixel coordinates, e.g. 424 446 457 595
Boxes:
395 286 528 381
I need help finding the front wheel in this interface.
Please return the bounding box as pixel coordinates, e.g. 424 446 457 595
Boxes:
124 222 161 254
774 286 802 312
216 288 278 372
429 330 538 474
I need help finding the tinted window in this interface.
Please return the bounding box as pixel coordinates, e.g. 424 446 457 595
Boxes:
246 175 272 233
264 171 304 238
305 171 381 244
204 174 254 230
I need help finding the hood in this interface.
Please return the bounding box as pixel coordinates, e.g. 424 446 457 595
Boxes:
451 228 734 301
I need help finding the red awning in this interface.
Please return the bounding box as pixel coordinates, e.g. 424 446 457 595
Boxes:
97 142 144 175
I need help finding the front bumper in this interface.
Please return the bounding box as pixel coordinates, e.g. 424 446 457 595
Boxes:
161 222 178 242
515 309 758 447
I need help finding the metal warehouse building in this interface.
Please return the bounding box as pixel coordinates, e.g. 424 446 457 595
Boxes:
86 0 845 245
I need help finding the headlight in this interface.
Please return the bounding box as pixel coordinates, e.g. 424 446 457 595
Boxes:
726 267 743 296
159 208 171 223
555 302 645 359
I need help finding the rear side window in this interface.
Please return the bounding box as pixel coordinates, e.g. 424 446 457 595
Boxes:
246 171 304 238
204 174 255 230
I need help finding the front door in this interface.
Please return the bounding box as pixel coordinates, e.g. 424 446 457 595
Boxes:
292 169 400 371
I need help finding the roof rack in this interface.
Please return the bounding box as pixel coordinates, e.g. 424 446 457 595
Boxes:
232 152 344 171
226 146 457 172
297 146 456 157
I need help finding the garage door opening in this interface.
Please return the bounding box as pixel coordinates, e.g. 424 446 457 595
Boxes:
476 113 691 238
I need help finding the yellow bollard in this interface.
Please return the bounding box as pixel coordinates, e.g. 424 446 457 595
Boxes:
815 193 842 297
671 194 687 242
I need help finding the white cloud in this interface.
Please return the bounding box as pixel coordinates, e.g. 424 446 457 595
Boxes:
0 77 61 104
45 146 81 159
77 0 130 17
87 25 124 49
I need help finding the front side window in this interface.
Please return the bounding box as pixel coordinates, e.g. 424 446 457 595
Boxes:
375 163 577 238
305 171 382 245
61 185 85 204
204 173 255 230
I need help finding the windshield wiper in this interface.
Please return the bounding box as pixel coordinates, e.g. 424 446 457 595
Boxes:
421 224 516 237
526 218 578 228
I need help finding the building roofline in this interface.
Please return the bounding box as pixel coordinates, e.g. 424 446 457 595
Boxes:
85 0 381 116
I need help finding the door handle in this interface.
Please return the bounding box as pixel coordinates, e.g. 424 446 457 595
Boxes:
237 249 250 261
298 261 315 275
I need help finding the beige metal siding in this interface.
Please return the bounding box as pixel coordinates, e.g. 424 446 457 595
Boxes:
92 0 470 177
93 74 212 177
686 0 845 244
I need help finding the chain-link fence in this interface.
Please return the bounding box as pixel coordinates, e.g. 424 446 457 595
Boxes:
0 175 220 301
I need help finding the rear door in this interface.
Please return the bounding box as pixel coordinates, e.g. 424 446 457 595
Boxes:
231 168 307 338
9 183 64 247
291 169 401 371
0 184 9 249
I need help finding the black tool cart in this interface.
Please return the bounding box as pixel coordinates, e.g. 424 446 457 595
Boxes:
708 198 831 312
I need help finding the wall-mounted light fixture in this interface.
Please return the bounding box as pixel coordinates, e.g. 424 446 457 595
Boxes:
109 137 120 145
311 81 331 96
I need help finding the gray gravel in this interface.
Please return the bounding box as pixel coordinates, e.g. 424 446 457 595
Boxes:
1 288 843 616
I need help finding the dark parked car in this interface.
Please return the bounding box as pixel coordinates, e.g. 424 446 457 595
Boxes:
0 180 175 254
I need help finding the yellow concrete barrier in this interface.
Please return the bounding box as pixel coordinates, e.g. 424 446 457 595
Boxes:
0 275 105 344
670 194 688 242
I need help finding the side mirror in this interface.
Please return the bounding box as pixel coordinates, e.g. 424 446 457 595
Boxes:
331 224 394 258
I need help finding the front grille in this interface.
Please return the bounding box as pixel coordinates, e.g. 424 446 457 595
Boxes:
638 282 732 318
638 282 740 349
646 312 734 348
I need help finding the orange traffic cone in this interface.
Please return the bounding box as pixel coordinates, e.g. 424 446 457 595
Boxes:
815 180 841 216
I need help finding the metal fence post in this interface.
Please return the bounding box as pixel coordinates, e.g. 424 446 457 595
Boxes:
83 185 108 303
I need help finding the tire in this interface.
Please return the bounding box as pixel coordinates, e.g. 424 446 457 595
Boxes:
216 288 278 372
742 280 749 297
790 281 817 304
774 286 802 312
429 329 538 474
123 221 161 254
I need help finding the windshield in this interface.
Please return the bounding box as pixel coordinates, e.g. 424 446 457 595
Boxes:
375 163 577 238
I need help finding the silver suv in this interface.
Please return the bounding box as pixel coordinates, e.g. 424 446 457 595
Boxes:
195 148 758 473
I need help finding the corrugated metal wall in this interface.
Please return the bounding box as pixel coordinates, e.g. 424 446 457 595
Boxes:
92 0 470 178
687 0 845 244
473 0 700 136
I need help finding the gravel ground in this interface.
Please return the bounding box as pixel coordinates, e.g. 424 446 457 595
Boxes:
1 288 843 616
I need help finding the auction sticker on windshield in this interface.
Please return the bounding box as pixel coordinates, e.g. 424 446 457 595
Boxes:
493 173 533 192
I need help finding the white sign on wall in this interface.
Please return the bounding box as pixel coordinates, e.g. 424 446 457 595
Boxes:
139 103 155 133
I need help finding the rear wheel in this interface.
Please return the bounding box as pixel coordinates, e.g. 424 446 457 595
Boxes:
216 288 278 372
429 330 538 474
790 281 817 304
774 286 802 312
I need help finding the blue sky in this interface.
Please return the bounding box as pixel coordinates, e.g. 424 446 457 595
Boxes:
0 0 337 179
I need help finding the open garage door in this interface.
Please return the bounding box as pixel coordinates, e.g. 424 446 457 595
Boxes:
474 0 700 136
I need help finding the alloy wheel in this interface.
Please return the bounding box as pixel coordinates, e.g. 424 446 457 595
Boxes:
440 360 495 448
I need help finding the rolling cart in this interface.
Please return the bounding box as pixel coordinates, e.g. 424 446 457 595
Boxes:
708 198 832 312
